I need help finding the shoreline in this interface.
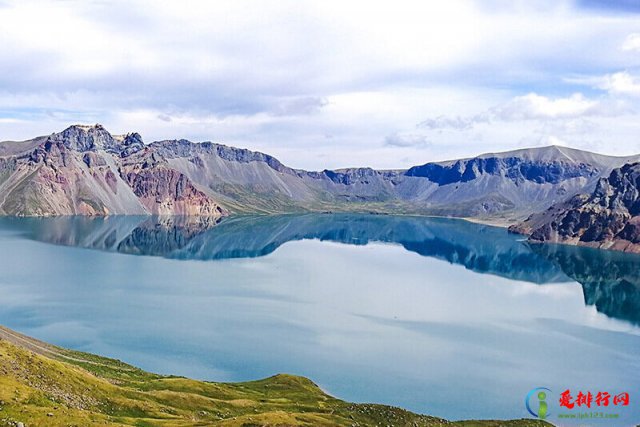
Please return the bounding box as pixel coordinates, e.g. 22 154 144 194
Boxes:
0 325 553 427
5 210 640 256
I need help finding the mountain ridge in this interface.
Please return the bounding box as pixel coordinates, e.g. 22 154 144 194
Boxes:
4 126 637 170
2 124 639 225
510 161 640 253
6 124 639 174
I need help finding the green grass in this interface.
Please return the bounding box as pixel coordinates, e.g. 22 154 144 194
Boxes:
0 331 554 427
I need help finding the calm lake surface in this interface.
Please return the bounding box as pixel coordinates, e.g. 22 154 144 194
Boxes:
0 214 639 426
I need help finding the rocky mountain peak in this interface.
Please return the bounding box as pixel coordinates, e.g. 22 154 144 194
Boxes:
45 124 145 157
48 124 115 152
405 152 599 185
588 162 640 213
511 161 640 252
111 132 145 157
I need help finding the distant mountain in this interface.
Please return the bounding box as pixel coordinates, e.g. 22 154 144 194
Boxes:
0 125 225 217
1 124 639 220
510 162 640 253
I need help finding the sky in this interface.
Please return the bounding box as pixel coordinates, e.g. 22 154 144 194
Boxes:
1 0 640 169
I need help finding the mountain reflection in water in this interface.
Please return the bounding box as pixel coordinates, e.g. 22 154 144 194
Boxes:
2 213 640 326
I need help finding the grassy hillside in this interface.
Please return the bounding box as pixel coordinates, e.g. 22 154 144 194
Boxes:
0 326 552 427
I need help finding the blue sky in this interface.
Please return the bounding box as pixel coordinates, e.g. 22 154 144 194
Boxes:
1 0 640 169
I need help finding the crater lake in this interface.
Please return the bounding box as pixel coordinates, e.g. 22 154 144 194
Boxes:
0 214 638 426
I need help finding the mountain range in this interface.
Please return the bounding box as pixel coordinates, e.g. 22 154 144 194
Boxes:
509 162 640 253
1 124 640 252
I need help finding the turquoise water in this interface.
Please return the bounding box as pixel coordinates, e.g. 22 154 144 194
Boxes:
0 214 638 426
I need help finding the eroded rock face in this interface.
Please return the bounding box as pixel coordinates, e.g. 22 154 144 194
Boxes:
121 165 225 216
511 162 640 253
116 133 145 157
0 125 227 218
152 139 294 174
406 156 598 185
82 152 107 168
48 124 115 152
45 125 145 157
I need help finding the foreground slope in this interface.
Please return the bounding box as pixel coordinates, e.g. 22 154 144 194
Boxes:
2 124 639 220
0 326 550 427
511 162 640 253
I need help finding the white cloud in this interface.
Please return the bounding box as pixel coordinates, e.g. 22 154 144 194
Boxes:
492 93 602 120
384 133 431 148
568 71 640 97
418 93 629 131
269 97 329 117
418 116 480 131
597 71 640 96
411 91 640 161
1 0 640 167
621 33 640 52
